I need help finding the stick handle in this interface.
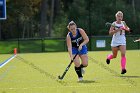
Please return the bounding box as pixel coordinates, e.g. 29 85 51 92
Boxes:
71 52 79 62
59 52 79 79
106 22 131 32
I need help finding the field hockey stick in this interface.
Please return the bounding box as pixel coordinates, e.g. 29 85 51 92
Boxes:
58 52 79 80
105 22 136 42
133 39 140 42
105 22 132 32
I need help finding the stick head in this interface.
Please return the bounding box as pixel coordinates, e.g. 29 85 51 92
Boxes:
105 22 112 27
105 22 118 28
58 75 63 80
133 40 136 42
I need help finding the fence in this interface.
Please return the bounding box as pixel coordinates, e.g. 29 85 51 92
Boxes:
0 35 139 54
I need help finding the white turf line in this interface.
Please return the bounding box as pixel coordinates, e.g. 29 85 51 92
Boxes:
0 54 17 68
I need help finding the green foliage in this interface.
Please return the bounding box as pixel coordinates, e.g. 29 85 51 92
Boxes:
60 0 140 36
53 14 68 37
1 0 140 39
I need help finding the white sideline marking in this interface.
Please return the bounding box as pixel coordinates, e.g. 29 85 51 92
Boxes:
0 54 17 68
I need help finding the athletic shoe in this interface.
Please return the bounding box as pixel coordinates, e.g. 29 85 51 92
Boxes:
106 59 110 64
121 69 127 74
78 77 83 81
81 68 85 75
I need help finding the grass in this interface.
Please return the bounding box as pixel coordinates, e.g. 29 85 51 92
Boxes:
0 50 140 93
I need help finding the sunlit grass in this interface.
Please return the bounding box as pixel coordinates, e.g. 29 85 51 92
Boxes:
0 50 140 93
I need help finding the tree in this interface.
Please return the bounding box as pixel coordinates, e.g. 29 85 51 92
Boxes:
1 0 140 40
48 0 55 37
40 0 48 38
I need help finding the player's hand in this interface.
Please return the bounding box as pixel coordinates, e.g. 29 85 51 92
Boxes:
120 26 130 32
115 28 122 32
78 45 82 51
70 55 73 61
71 57 73 61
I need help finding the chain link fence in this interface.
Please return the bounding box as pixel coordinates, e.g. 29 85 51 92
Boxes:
0 35 139 54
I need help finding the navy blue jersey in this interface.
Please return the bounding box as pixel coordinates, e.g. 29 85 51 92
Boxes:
68 28 84 48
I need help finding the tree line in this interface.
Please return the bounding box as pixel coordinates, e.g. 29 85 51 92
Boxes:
0 0 140 40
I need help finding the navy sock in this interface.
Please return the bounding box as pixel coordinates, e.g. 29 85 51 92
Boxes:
80 64 86 68
74 66 83 78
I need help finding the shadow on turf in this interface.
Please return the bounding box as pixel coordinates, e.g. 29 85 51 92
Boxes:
119 76 140 78
16 56 68 86
89 56 137 86
78 80 96 83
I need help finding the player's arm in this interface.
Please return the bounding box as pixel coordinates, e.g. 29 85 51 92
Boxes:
122 21 130 32
109 26 119 35
109 23 121 35
66 34 73 60
79 28 89 50
134 38 140 42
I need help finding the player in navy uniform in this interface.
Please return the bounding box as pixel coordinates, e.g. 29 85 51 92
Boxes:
66 21 89 81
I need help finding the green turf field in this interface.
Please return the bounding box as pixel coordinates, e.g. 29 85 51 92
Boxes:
0 50 140 93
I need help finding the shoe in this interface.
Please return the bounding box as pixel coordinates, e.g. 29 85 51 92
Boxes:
106 59 110 64
121 69 127 74
78 77 83 81
81 68 85 74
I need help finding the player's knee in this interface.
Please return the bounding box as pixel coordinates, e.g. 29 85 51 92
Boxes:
113 56 117 58
121 54 125 57
84 64 88 67
113 55 117 58
75 64 80 67
82 63 88 67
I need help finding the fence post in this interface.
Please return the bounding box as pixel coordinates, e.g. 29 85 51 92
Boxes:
64 39 67 51
42 38 45 52
138 41 140 50
88 0 92 51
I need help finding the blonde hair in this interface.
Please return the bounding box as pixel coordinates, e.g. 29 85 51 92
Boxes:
115 11 123 17
67 21 77 29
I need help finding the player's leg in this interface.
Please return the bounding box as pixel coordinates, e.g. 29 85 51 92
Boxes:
73 54 83 81
119 45 127 74
72 47 83 81
80 54 88 74
106 47 119 64
80 54 88 67
79 45 88 75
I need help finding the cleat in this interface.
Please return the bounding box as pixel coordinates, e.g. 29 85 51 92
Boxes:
121 69 127 74
106 59 110 64
81 68 85 75
78 77 83 81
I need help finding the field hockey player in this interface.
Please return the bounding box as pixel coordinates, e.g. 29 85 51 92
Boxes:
66 21 89 81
